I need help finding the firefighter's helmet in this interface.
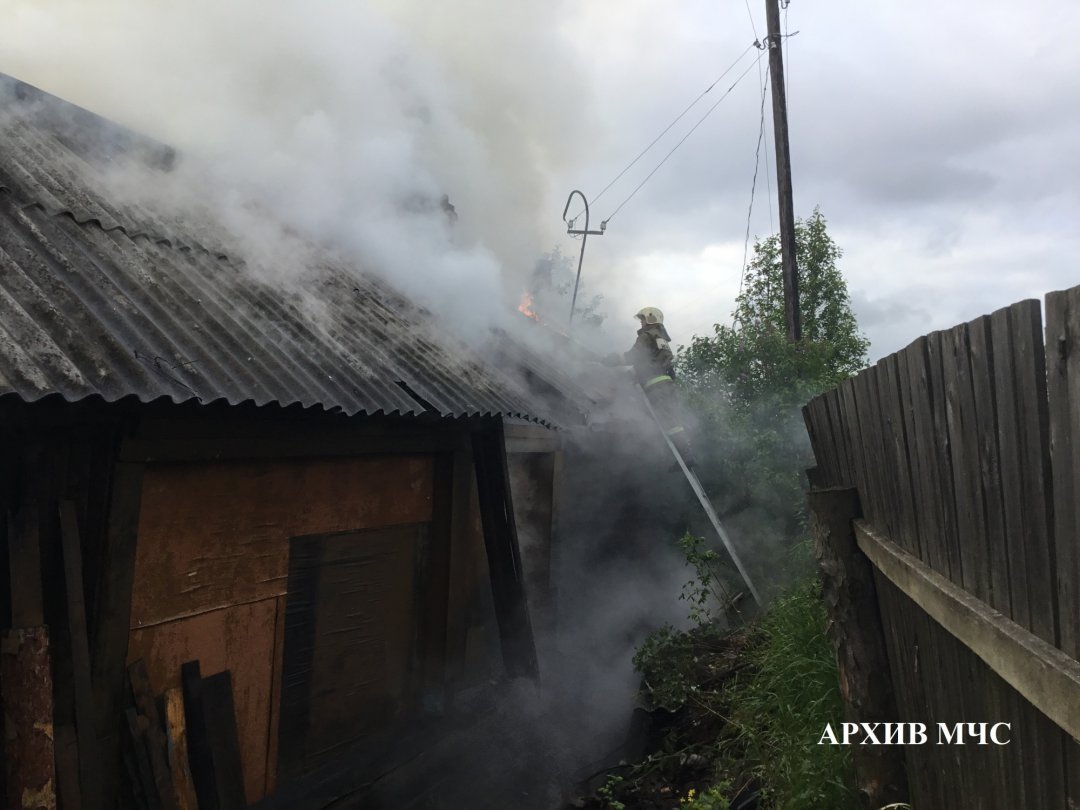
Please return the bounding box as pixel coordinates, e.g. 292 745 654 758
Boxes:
635 306 664 325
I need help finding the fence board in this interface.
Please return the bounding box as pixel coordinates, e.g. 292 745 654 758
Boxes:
876 355 920 556
1009 300 1057 644
1044 286 1080 807
855 371 889 542
942 321 1016 806
967 315 1012 614
927 330 964 586
839 379 869 511
826 387 854 485
901 337 952 574
989 305 1031 629
941 323 990 601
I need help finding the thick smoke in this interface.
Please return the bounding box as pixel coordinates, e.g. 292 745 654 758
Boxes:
2 6 778 805
0 0 595 330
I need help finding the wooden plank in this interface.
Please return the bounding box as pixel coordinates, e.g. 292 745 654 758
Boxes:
1045 285 1080 808
164 687 200 810
8 489 44 628
803 397 839 486
942 323 1017 806
837 379 869 515
420 454 454 704
92 463 146 730
1007 300 1057 644
129 599 279 801
872 575 939 806
121 432 462 463
967 315 1011 614
1046 286 1080 655
91 461 145 810
126 706 163 810
990 304 1058 810
200 671 248 810
1 627 56 810
444 446 477 688
129 659 180 810
263 596 286 798
1008 299 1066 808
55 724 83 810
879 354 921 557
58 500 103 810
926 331 964 586
827 387 853 486
851 370 890 538
182 660 220 810
941 324 990 601
989 305 1030 627
808 488 908 806
899 338 949 573
471 419 538 679
119 413 466 463
856 521 1080 742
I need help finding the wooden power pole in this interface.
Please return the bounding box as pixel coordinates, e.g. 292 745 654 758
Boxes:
765 0 800 341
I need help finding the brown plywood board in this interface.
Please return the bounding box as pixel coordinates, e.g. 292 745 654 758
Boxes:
127 599 278 803
131 456 434 627
306 528 420 760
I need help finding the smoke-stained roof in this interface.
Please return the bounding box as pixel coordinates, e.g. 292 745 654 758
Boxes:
0 74 562 424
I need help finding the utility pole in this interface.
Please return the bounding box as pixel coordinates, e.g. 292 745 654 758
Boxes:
765 0 800 341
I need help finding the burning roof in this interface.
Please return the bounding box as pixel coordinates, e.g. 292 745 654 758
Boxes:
0 74 581 425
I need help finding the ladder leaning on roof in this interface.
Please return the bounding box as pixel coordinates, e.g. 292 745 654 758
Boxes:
637 384 764 608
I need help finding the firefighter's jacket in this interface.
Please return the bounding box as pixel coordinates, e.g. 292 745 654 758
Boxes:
613 324 675 387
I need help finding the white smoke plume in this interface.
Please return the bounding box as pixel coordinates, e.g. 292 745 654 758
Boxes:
1 0 597 328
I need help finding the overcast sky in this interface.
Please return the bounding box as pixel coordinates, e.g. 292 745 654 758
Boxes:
3 0 1079 361
551 0 1080 359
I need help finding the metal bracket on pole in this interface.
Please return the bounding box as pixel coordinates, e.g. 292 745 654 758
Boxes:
562 190 605 328
637 384 764 607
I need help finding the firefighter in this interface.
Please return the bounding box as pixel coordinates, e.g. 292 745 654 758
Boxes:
603 307 696 468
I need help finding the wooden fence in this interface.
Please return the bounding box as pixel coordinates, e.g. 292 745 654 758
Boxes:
803 284 1080 809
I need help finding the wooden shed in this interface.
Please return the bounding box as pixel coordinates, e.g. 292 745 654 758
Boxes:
0 74 580 808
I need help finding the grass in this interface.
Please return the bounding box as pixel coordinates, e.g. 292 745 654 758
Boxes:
604 576 857 810
724 579 857 809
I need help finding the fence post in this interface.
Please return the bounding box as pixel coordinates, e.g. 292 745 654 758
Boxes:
808 487 909 809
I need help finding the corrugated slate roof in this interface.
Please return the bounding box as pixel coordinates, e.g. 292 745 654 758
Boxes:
0 74 559 424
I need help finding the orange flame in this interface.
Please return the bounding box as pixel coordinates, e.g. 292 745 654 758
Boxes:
518 292 541 321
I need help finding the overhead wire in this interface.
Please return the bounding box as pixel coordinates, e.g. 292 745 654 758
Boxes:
733 68 771 330
568 42 757 223
600 50 765 227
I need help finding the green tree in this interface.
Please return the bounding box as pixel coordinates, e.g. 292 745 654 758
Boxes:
676 209 868 589
679 208 868 409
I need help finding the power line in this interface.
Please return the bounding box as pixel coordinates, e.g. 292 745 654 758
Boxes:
568 42 757 223
734 67 771 330
601 50 765 227
743 0 759 41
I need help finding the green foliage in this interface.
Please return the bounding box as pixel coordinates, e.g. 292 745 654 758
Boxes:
597 775 627 810
727 579 856 809
676 209 869 591
633 533 734 710
680 785 731 809
677 533 736 624
529 246 607 327
679 208 868 408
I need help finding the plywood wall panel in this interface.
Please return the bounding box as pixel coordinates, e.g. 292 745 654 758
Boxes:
131 456 434 626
